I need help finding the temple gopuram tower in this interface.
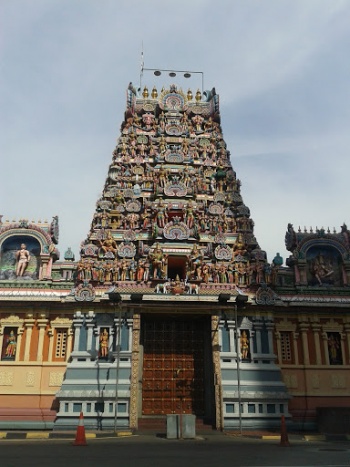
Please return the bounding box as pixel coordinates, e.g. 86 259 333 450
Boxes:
54 76 289 431
2 72 350 433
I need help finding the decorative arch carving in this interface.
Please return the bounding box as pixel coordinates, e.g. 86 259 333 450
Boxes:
74 282 96 302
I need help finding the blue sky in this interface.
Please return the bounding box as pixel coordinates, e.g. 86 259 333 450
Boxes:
1 0 349 263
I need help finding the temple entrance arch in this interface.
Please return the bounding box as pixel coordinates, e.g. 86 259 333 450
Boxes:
141 314 214 422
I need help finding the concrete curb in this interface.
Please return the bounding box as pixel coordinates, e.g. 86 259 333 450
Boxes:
0 431 134 440
0 430 349 442
224 432 350 442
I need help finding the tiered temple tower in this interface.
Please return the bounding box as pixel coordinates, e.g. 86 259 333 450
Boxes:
2 79 350 433
54 81 289 431
76 83 268 292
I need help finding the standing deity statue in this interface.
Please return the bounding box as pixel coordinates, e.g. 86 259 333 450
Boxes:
158 164 168 188
187 244 203 279
240 330 249 359
154 200 168 228
16 243 31 277
149 243 167 279
183 201 195 228
99 328 109 358
5 330 17 358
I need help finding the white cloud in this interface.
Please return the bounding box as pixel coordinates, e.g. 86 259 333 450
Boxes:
1 0 350 264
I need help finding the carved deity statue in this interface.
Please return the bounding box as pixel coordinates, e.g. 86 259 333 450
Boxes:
149 243 167 279
99 230 118 256
240 330 249 360
16 243 30 277
99 328 109 358
5 330 17 358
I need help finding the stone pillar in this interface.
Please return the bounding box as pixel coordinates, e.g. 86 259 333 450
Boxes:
73 311 84 351
344 320 350 364
46 256 53 278
225 319 235 352
94 327 100 354
129 313 140 429
275 331 282 364
298 319 310 365
66 327 74 361
124 318 133 351
36 314 48 362
340 333 346 365
85 310 95 353
254 319 263 355
298 260 307 285
24 315 36 362
311 321 322 365
114 315 121 351
39 254 51 280
48 327 54 362
248 329 255 360
293 332 299 365
322 332 330 365
253 318 263 362
0 328 4 357
342 261 350 286
265 319 275 356
211 315 223 430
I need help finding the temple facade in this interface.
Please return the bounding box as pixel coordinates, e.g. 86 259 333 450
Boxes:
1 82 349 433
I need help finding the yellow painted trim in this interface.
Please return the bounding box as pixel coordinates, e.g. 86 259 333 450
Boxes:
85 433 96 439
0 432 7 439
304 435 326 441
262 435 280 440
26 432 50 439
117 431 133 437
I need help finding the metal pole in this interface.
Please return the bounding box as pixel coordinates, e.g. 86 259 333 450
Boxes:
235 304 242 435
114 303 122 432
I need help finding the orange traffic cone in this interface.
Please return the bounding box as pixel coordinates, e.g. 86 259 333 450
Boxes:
279 415 290 447
73 412 87 446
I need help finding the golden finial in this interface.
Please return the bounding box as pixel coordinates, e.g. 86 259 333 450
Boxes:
195 89 201 101
142 86 149 98
151 86 158 99
187 89 193 101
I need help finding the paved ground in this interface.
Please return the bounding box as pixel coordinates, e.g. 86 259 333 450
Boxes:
0 430 350 467
0 428 348 442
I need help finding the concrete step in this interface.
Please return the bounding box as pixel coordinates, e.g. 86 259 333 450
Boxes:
137 416 214 432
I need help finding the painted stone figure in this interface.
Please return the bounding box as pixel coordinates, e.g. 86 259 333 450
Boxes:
16 243 30 277
99 328 109 358
327 332 342 365
99 231 118 256
5 330 17 358
310 253 334 285
149 243 167 279
136 259 145 282
240 330 249 360
183 201 195 228
154 200 168 228
188 244 202 268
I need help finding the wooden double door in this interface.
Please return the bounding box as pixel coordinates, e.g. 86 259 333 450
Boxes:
142 315 210 416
